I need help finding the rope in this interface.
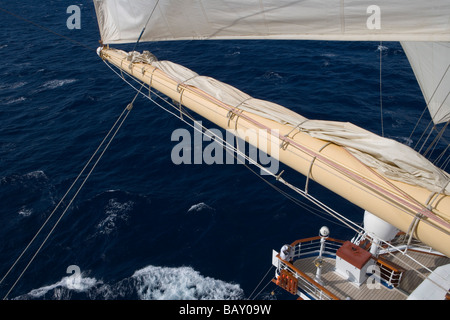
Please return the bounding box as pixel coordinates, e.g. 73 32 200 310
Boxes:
409 64 450 152
132 0 161 52
104 56 450 297
104 60 360 231
423 121 449 159
105 55 450 234
247 265 274 300
379 41 384 137
1 88 140 299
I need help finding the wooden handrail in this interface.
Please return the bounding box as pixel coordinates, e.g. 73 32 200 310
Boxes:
376 256 405 273
291 237 345 247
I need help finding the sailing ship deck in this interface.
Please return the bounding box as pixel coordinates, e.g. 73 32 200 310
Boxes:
292 249 450 300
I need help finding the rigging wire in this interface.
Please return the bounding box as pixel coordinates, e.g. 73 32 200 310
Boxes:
4 3 448 298
132 0 161 52
379 41 384 137
104 58 450 294
1 87 141 300
104 56 450 244
103 60 366 234
410 64 450 158
105 57 450 234
247 265 274 300
423 121 449 159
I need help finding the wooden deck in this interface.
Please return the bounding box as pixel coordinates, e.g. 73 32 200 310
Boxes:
378 249 450 295
292 250 450 300
293 257 407 300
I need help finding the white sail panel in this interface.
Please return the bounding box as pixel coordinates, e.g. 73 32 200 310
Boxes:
401 42 450 124
93 0 450 44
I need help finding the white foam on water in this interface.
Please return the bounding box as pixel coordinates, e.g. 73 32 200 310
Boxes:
0 81 27 90
16 265 243 300
18 206 33 217
24 274 98 299
131 265 244 300
5 97 26 105
42 79 76 90
96 199 134 235
24 170 47 180
187 202 213 213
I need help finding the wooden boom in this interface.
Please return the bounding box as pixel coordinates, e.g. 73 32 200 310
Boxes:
99 47 450 257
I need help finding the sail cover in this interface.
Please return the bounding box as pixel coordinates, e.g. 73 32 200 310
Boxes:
401 42 450 125
149 55 450 194
93 0 450 44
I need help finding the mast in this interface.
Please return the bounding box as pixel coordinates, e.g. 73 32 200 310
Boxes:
98 47 450 256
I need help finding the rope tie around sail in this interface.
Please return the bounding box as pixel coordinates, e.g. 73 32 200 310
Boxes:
226 97 252 129
305 142 333 194
280 120 310 151
227 109 244 130
344 148 450 233
405 212 425 249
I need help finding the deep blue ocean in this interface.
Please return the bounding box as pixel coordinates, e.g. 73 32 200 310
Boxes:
1 1 447 301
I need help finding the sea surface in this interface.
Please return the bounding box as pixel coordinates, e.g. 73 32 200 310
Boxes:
0 1 447 300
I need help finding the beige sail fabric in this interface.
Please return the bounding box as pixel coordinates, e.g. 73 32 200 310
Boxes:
93 0 450 44
401 42 450 125
144 54 450 194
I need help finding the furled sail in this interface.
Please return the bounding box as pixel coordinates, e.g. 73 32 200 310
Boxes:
401 42 450 125
93 0 450 43
97 48 450 256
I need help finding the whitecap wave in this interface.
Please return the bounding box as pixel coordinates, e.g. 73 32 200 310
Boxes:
5 97 26 105
24 170 48 180
132 265 244 300
18 206 33 217
320 53 337 58
187 202 213 213
42 79 76 90
0 81 27 90
96 198 134 235
15 265 244 300
24 273 98 299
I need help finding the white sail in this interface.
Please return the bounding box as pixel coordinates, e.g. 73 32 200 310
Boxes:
401 42 450 125
93 0 450 44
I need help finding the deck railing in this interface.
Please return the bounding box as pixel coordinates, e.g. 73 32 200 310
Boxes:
291 236 344 260
275 237 344 300
375 256 405 288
